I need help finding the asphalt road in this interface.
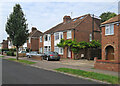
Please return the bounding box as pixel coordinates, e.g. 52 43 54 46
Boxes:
2 59 101 84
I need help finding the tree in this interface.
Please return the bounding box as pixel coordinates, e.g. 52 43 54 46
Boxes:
5 4 29 60
99 12 117 23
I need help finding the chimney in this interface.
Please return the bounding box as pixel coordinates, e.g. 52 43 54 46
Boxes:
31 27 37 32
63 15 71 23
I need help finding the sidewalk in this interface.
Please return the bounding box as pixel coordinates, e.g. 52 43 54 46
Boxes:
3 55 118 77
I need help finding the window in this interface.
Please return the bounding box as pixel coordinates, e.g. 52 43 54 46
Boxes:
40 47 42 53
67 30 72 39
48 36 51 41
40 36 42 42
29 38 31 43
73 18 77 21
54 47 63 54
105 24 114 35
54 46 59 53
44 35 48 41
55 33 59 40
60 33 63 39
44 46 51 53
60 48 63 54
79 16 84 20
89 33 92 42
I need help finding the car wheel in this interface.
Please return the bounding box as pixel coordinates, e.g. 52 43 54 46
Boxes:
27 55 30 58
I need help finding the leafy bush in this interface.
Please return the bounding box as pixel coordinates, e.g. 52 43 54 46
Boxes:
7 51 15 56
57 39 101 54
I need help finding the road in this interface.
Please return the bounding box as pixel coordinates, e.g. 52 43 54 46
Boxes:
2 59 101 84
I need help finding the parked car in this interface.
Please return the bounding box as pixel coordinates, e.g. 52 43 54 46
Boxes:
26 51 43 58
19 51 27 54
42 51 60 61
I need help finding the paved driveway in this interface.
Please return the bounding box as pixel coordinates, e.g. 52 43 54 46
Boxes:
2 59 101 84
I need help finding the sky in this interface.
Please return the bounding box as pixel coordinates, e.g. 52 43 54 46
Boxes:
0 0 119 43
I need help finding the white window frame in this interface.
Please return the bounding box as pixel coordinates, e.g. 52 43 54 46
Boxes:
60 33 63 39
89 33 92 42
105 24 114 35
55 33 59 40
40 36 42 42
39 47 43 53
29 37 31 43
44 35 48 41
67 30 72 39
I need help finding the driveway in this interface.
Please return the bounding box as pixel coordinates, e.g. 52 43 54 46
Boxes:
2 59 101 84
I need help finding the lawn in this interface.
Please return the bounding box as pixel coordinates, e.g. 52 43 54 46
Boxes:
7 58 36 64
55 68 119 84
0 56 4 58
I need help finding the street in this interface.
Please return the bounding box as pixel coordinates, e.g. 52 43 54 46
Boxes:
2 59 102 84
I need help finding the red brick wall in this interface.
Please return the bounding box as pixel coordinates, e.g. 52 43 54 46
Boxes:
75 15 101 42
31 38 39 51
102 24 119 61
2 40 8 49
94 60 120 72
51 34 54 52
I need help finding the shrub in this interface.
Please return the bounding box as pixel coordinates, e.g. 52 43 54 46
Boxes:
7 51 15 56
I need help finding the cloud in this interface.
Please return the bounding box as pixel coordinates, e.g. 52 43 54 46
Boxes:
0 1 118 42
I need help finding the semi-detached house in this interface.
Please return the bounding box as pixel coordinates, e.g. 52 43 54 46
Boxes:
27 27 43 52
43 14 101 59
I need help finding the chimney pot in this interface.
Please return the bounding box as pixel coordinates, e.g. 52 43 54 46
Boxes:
63 16 71 23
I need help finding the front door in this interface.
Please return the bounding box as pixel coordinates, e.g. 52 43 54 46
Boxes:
68 48 71 58
106 46 114 60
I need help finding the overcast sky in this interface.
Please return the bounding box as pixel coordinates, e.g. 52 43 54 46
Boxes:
0 0 119 43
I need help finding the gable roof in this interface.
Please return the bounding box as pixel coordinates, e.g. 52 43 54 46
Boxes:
44 14 98 34
29 30 43 37
101 14 120 25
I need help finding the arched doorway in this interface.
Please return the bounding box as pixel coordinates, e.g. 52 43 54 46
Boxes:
105 46 114 60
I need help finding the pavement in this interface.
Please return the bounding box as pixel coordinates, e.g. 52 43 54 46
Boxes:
3 55 118 77
2 59 101 84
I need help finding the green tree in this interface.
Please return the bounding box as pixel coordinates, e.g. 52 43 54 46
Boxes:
5 4 29 60
99 12 117 23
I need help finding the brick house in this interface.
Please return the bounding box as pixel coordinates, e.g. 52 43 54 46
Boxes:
94 14 120 72
27 27 43 52
1 40 8 49
43 14 101 59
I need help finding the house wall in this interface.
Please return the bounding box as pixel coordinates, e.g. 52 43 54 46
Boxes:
2 41 8 49
31 38 39 51
101 24 119 61
51 34 54 52
75 15 101 42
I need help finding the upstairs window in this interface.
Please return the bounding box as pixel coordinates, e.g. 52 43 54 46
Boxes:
105 24 114 35
40 36 42 42
48 36 51 41
89 33 92 42
60 33 63 39
55 33 59 40
67 30 72 39
44 35 48 41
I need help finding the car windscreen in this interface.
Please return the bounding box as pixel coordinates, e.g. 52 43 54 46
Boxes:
48 52 58 55
31 52 38 54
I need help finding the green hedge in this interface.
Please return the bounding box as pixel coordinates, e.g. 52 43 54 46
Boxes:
6 51 15 56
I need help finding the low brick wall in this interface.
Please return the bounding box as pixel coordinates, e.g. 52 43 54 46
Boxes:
94 58 120 72
31 55 43 61
18 53 26 57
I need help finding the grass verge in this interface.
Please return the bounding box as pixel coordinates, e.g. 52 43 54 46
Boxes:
55 68 119 84
7 58 36 64
0 56 4 58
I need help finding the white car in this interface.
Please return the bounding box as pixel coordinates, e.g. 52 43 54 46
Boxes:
26 51 43 58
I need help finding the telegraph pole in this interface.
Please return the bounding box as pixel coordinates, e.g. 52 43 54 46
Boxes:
92 14 94 40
